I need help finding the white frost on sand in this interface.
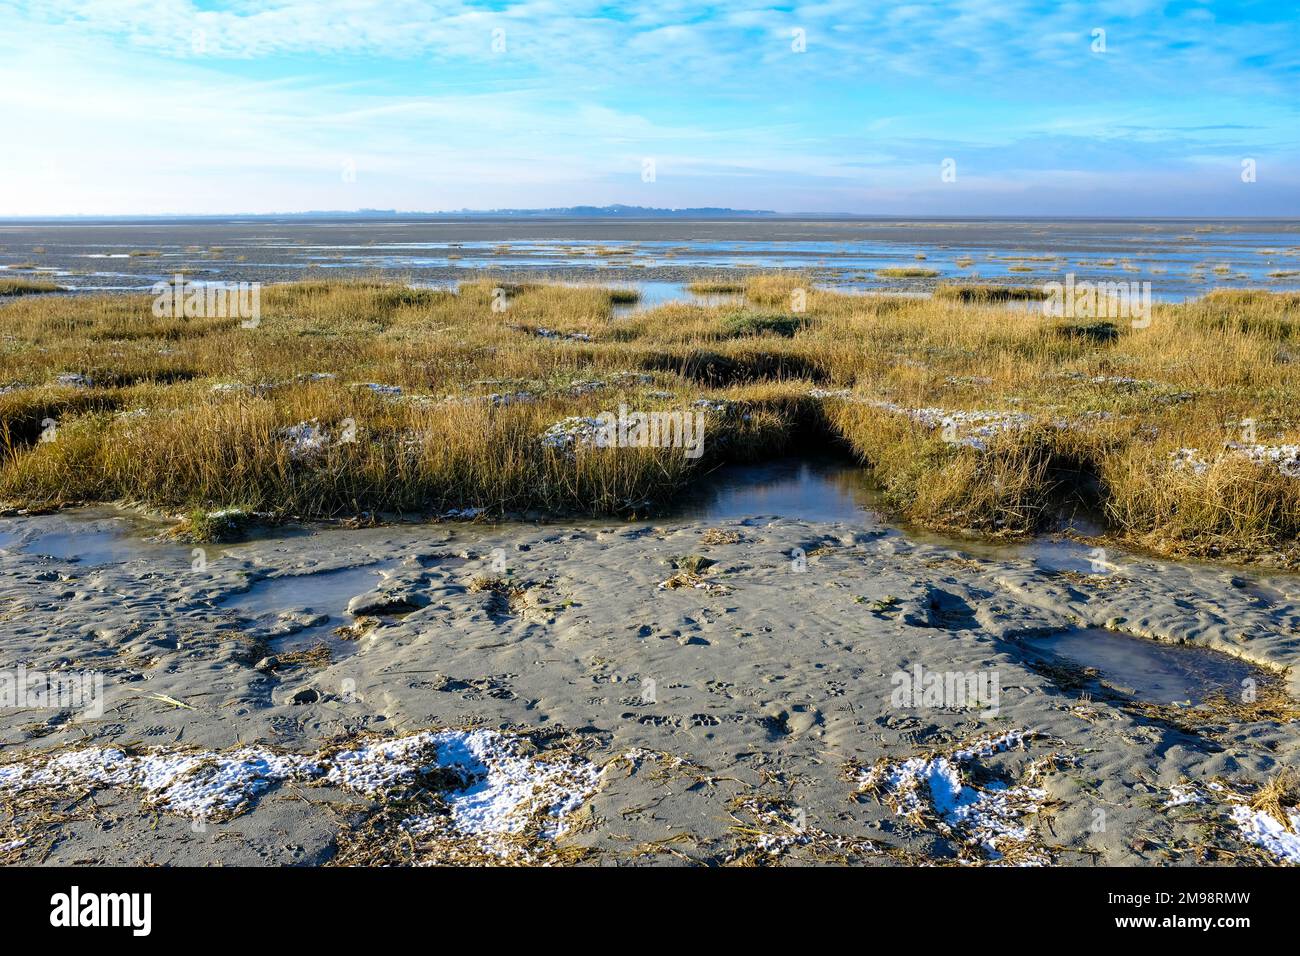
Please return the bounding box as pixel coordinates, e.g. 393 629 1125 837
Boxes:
0 746 304 819
142 751 305 818
1163 784 1206 808
951 729 1033 761
400 730 602 839
1164 781 1300 864
1229 805 1300 864
859 730 1048 864
0 729 603 842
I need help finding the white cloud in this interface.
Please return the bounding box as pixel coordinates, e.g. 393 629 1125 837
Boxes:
0 1 1295 214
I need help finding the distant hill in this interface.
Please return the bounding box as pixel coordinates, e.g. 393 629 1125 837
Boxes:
445 205 778 218
291 205 779 219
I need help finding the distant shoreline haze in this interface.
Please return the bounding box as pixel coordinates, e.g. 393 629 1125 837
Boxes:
0 206 782 223
0 209 1297 224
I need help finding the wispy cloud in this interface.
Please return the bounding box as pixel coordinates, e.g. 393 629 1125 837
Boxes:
0 1 1296 214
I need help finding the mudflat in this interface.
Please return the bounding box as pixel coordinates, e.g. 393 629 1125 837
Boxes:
3 216 1299 298
1 506 1296 866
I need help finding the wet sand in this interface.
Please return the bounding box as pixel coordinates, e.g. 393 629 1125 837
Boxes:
1 493 1297 865
3 216 1299 299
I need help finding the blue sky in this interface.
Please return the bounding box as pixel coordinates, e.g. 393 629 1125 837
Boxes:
1 1 1297 216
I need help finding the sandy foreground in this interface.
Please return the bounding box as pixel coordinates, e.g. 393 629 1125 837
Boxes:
1 508 1298 866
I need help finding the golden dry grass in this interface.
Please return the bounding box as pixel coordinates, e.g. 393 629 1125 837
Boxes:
0 277 60 296
0 276 1297 558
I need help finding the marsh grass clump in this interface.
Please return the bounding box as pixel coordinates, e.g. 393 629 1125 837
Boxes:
825 406 1072 534
1192 290 1300 340
876 267 939 278
1104 442 1300 560
1 278 1298 559
934 283 1048 303
720 311 807 338
1248 768 1299 829
172 506 255 543
686 280 747 294
0 278 60 296
0 388 121 450
742 273 814 308
1050 319 1119 343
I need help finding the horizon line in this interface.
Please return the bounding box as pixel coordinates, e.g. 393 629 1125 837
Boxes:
3 211 1299 223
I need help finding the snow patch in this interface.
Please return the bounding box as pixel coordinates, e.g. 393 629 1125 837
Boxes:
1170 442 1300 478
279 420 331 459
351 382 403 395
857 729 1048 864
1163 781 1300 864
531 327 591 342
1164 784 1206 808
1230 805 1300 864
0 729 603 844
540 416 605 453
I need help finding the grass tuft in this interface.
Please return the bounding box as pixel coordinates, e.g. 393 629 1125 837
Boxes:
0 278 60 296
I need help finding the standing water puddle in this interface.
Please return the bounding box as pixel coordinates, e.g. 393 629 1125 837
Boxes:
610 281 742 315
21 528 140 566
665 457 1105 580
1024 628 1259 706
666 457 885 524
3 511 193 568
217 564 394 650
